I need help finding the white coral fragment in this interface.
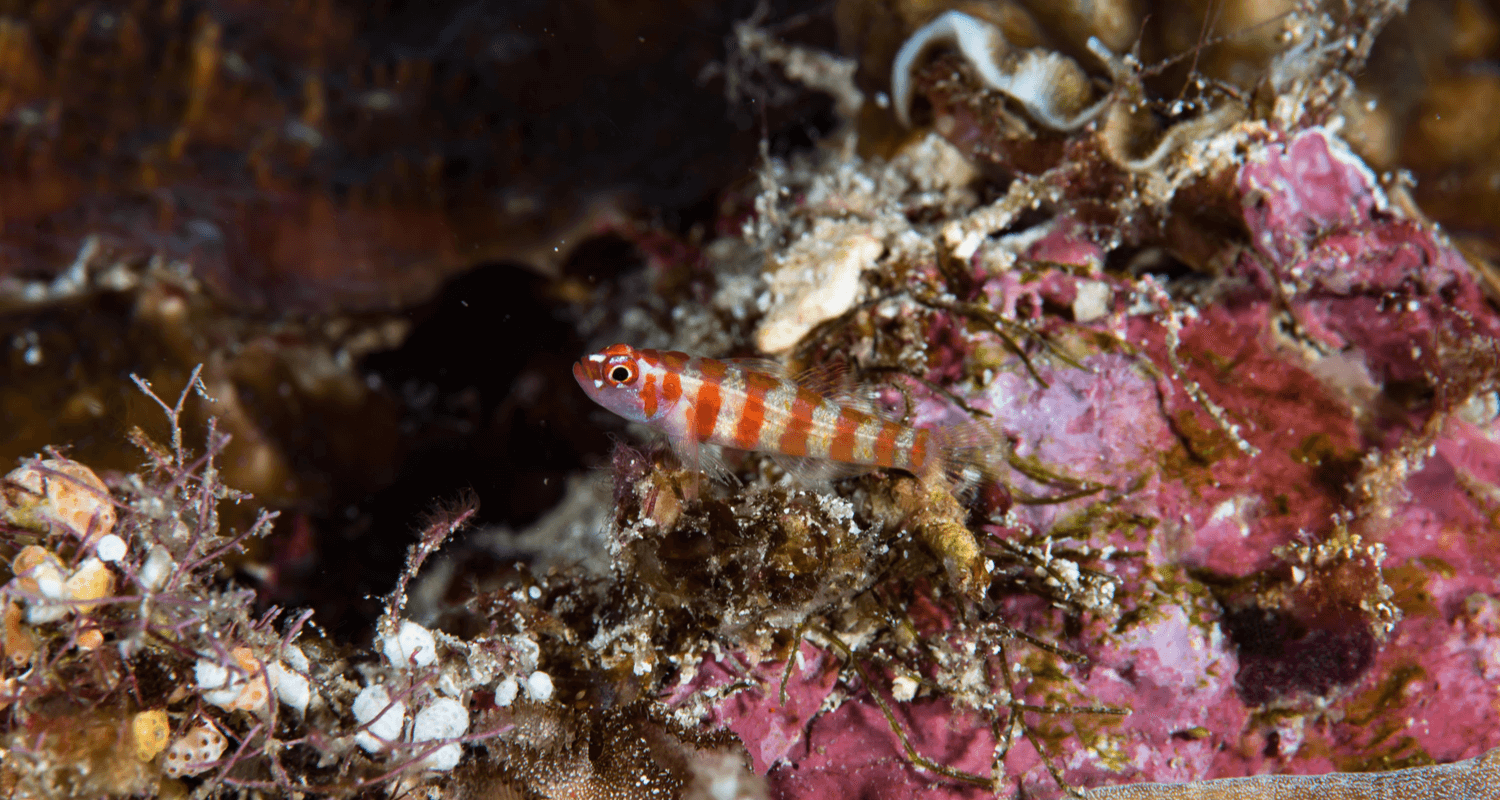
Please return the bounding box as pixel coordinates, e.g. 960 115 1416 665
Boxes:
352 684 407 753
754 219 882 354
267 656 311 714
1072 280 1113 322
411 696 469 771
891 674 919 702
891 10 1110 130
382 619 437 668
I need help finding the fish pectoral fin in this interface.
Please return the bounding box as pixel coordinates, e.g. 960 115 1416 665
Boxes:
667 436 739 489
698 445 740 487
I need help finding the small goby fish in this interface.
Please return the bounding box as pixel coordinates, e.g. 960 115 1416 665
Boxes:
573 344 955 495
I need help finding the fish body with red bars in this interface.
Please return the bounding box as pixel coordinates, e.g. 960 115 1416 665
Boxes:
573 343 996 500
574 343 1004 596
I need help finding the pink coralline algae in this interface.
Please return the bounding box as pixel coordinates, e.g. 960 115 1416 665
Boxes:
665 126 1500 798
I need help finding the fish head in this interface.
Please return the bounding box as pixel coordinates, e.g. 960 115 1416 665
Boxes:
573 343 654 423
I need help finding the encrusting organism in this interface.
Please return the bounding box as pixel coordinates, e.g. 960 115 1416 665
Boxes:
572 343 1002 500
891 10 1111 131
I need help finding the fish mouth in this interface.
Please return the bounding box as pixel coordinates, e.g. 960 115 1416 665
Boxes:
572 360 597 388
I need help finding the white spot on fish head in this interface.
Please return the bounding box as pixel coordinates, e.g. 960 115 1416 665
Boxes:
594 379 603 388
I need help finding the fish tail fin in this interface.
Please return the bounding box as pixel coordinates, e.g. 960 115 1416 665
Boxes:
929 418 1010 495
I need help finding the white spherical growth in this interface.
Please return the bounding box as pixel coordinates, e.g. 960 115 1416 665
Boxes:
412 697 468 739
352 685 406 752
138 544 175 591
93 533 127 562
525 671 553 703
494 676 519 708
194 660 229 691
422 742 463 771
411 697 469 771
382 620 437 668
22 558 69 624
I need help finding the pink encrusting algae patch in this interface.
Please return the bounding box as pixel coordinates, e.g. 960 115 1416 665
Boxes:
669 126 1500 797
772 695 999 798
666 642 844 775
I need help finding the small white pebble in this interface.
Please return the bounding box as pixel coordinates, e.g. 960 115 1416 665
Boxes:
494 676 519 707
1072 280 1113 323
93 533 127 562
352 685 406 752
382 620 437 668
32 565 67 600
525 671 553 703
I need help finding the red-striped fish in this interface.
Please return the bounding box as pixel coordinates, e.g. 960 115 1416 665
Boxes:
573 344 980 496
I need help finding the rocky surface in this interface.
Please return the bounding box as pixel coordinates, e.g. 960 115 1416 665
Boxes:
2 2 1499 799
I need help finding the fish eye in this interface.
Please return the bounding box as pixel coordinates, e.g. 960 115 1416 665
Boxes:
608 364 635 384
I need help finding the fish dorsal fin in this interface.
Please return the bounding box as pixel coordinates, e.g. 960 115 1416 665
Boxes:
718 357 791 379
725 355 893 418
798 358 901 419
718 355 852 393
789 358 848 397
